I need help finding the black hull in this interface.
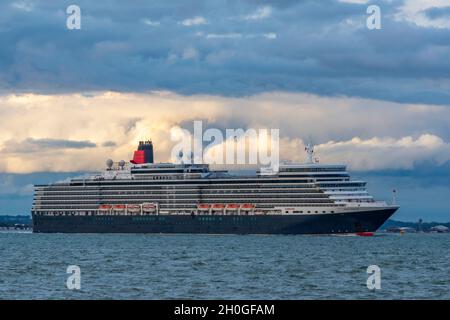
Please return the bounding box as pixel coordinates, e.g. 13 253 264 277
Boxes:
32 208 397 234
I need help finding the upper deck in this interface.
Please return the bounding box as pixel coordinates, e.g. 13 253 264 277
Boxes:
32 141 391 216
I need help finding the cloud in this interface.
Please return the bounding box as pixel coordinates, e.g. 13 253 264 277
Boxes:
204 33 276 40
102 141 117 147
0 172 87 215
0 1 449 104
1 91 450 173
182 46 199 60
206 33 243 39
180 16 207 26
313 134 450 171
263 32 277 39
396 0 450 29
0 175 34 196
142 18 160 27
10 1 33 12
338 0 369 4
243 6 272 20
1 138 97 153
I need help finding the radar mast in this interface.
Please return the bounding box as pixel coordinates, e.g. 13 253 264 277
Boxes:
305 142 314 164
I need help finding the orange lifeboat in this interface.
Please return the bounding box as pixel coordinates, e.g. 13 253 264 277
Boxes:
211 204 225 210
142 202 157 212
99 204 112 210
240 204 255 210
226 204 240 210
197 204 211 210
127 204 141 213
112 204 126 211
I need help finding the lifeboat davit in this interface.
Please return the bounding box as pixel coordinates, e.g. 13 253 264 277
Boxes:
226 204 240 210
127 204 141 213
197 204 211 210
211 204 225 210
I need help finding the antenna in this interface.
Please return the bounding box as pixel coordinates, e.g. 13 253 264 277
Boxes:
305 142 314 164
178 150 184 165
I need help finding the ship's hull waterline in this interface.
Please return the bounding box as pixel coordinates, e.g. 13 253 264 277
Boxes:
32 207 397 234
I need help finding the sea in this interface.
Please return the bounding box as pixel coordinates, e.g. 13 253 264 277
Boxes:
0 232 449 299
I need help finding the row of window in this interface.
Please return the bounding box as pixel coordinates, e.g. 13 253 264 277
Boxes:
37 189 327 196
43 178 327 187
290 210 335 214
36 194 327 200
38 181 365 191
35 199 335 208
280 167 345 172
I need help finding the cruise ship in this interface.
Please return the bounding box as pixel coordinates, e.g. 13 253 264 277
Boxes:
31 140 398 234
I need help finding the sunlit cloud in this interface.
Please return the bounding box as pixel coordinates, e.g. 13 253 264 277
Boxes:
314 134 450 171
1 91 449 173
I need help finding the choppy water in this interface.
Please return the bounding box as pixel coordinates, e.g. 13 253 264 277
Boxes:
0 232 449 299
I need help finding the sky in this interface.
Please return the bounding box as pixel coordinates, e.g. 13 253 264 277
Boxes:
0 0 449 221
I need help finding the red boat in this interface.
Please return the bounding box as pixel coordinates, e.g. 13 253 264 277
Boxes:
356 232 374 237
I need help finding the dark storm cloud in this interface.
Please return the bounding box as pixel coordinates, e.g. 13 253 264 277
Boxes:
0 172 85 214
101 141 117 147
1 0 450 104
355 160 450 188
2 138 96 153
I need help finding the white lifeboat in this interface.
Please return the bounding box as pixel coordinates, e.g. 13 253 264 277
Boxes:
142 202 157 212
127 204 141 213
